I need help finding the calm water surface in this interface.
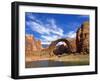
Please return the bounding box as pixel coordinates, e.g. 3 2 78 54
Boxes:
26 60 89 68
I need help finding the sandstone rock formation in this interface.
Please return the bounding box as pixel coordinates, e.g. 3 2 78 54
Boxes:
53 45 69 55
25 21 89 57
67 38 76 53
49 39 72 55
76 21 89 53
25 34 42 55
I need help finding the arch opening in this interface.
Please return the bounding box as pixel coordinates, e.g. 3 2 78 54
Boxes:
49 39 72 55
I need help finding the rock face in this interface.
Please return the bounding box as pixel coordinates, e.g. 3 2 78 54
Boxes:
53 45 69 55
25 21 89 56
67 38 76 53
76 21 89 53
36 40 42 50
49 39 72 55
25 34 42 55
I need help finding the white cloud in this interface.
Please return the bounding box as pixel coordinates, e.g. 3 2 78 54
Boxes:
41 35 60 41
26 21 50 35
56 42 66 46
41 34 62 45
26 13 36 20
41 41 52 45
66 31 76 38
26 14 64 36
47 19 64 36
26 14 76 44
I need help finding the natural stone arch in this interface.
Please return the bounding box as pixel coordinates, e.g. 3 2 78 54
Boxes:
48 39 72 55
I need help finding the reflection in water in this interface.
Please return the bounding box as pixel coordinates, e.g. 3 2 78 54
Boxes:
26 60 89 68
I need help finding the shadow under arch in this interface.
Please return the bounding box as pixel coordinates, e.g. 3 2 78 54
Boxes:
49 38 72 54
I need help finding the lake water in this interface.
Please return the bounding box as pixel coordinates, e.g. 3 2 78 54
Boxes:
26 60 89 68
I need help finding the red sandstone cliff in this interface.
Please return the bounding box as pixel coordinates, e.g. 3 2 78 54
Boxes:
76 21 89 53
25 35 42 55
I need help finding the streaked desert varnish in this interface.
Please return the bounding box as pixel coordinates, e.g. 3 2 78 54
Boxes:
76 21 89 53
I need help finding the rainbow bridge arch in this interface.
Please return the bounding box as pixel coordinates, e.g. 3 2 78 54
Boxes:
48 38 72 55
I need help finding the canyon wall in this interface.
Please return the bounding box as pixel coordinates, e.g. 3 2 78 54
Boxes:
25 35 42 55
76 21 89 53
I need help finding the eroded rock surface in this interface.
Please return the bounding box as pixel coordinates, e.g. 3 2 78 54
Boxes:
76 21 89 53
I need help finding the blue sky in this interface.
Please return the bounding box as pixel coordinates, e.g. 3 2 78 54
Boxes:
25 12 89 44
